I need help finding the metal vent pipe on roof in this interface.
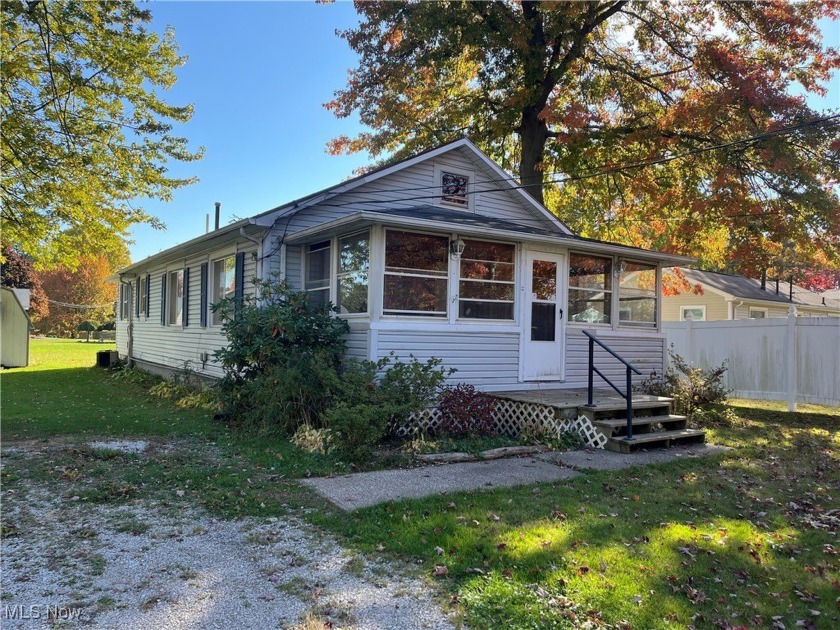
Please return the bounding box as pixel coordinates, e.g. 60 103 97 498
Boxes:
215 202 221 231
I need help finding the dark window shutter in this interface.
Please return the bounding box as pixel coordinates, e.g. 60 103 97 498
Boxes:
145 274 150 317
118 284 124 320
135 281 140 318
200 262 208 327
160 274 167 326
182 267 190 327
234 252 246 317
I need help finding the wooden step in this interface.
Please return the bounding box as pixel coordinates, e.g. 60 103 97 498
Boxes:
605 428 706 453
594 414 687 429
582 399 673 412
594 415 687 439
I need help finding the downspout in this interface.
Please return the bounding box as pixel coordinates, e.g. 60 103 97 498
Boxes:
239 225 263 292
732 300 743 320
119 275 137 368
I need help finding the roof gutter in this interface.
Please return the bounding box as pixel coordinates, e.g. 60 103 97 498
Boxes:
284 211 695 265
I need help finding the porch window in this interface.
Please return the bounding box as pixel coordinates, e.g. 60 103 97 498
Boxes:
337 232 369 314
168 270 184 326
384 230 448 316
458 240 515 320
211 256 236 325
618 261 657 328
568 254 612 324
305 240 331 310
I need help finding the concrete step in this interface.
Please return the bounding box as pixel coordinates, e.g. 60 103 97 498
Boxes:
605 428 706 454
592 414 688 437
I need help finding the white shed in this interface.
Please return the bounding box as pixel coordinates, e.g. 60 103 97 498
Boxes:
1 286 31 368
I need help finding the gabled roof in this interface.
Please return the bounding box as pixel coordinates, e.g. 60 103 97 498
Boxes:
251 137 573 234
669 268 840 311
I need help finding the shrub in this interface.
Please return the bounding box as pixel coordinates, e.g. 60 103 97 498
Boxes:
291 425 335 455
519 423 586 451
213 278 349 431
638 347 731 423
437 384 498 437
213 277 452 462
325 355 452 462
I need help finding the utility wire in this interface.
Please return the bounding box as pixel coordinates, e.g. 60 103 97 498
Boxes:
47 298 114 309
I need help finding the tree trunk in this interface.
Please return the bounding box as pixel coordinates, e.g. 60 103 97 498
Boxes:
519 106 549 206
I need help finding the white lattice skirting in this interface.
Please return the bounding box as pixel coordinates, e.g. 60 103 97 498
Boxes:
395 400 607 449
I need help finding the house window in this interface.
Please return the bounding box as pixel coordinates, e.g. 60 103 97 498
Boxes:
458 240 515 320
618 261 657 328
337 232 369 314
138 277 146 317
441 171 469 207
211 256 236 325
749 307 767 319
305 240 332 310
568 254 612 324
680 306 706 321
120 284 130 320
168 270 184 326
384 230 449 316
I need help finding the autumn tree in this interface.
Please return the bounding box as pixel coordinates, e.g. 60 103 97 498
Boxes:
38 255 119 336
1 0 203 269
0 245 48 319
327 0 840 276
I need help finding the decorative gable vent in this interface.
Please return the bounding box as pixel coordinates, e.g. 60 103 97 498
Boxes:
441 171 469 207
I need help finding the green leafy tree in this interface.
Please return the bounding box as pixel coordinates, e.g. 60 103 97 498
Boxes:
1 0 203 269
327 1 840 275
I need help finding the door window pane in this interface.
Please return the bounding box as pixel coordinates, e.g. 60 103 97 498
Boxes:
531 303 556 341
532 260 557 300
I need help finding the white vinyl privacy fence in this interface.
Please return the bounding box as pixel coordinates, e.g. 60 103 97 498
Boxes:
663 309 840 409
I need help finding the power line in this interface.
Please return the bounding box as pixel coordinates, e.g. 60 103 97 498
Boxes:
47 298 114 309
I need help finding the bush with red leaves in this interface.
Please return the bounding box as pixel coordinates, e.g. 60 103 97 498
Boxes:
437 383 498 437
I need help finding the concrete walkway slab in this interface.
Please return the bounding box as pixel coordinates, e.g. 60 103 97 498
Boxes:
535 444 729 471
302 458 579 510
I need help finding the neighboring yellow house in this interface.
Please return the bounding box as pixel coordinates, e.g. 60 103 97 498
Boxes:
662 268 840 321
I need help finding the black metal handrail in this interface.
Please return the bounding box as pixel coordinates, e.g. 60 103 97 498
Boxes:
582 330 642 440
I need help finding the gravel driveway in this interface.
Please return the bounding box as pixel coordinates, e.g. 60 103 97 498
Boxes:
1 448 454 630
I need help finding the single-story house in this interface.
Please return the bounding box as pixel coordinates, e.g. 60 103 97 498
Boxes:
115 139 693 391
662 268 840 321
1 286 31 368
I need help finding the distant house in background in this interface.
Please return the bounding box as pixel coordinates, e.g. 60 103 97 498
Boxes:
1 286 31 367
662 268 840 321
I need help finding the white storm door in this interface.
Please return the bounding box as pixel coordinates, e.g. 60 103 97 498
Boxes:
522 252 565 380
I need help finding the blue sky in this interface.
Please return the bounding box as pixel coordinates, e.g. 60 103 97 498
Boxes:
128 3 840 261
130 1 368 260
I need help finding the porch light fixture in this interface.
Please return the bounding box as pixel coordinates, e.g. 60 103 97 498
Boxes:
613 259 626 278
450 238 466 257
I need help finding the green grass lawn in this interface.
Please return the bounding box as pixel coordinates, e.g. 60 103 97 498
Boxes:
312 406 840 629
2 340 839 628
